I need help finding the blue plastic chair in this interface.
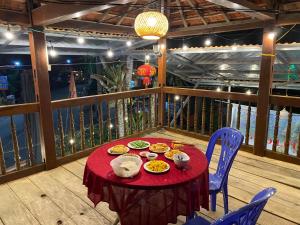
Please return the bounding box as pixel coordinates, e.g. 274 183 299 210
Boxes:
185 188 276 225
206 127 244 214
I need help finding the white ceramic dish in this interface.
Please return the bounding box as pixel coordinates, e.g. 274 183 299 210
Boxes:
110 155 143 178
173 153 190 169
107 146 129 155
146 152 158 161
127 140 150 150
143 161 170 174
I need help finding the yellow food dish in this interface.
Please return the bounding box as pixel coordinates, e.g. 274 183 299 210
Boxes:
164 149 183 160
110 145 128 154
149 143 170 153
145 160 169 173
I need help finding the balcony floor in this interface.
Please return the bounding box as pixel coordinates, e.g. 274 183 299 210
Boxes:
0 130 300 225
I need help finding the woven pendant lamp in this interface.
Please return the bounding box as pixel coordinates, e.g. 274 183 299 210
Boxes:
134 11 169 40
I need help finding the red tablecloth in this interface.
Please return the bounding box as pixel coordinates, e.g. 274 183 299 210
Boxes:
83 138 209 225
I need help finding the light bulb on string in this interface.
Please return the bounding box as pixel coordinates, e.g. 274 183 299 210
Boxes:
204 38 212 46
49 46 57 57
182 44 188 51
216 87 221 92
145 54 150 62
231 44 237 51
174 95 180 101
4 25 14 40
126 40 132 47
268 32 276 40
77 36 85 44
107 49 114 58
246 89 252 95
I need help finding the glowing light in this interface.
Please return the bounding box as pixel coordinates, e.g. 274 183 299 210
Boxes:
174 95 180 101
4 30 14 40
107 49 114 58
109 124 114 129
14 61 21 66
126 40 132 47
49 47 57 57
231 45 237 51
145 54 150 61
216 87 221 92
204 38 212 46
182 44 188 50
69 139 75 145
125 117 128 121
220 64 229 70
268 32 276 40
66 59 71 64
246 90 252 95
77 36 85 44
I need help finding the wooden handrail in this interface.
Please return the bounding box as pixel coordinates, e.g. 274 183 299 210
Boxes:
0 103 39 116
51 88 161 109
270 95 300 108
162 87 258 103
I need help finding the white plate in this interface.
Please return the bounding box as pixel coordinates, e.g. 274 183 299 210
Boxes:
143 161 170 174
107 146 129 155
149 143 170 153
127 140 150 150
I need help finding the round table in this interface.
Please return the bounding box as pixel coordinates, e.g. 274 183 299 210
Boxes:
83 137 209 225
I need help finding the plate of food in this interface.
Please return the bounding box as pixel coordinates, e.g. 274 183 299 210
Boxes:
127 140 150 150
164 149 184 160
107 145 130 155
143 160 170 174
149 143 170 153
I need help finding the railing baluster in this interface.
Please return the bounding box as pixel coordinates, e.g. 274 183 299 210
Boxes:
167 94 170 128
245 103 251 145
69 108 76 153
201 97 206 134
173 95 177 129
284 107 292 155
187 97 190 131
209 99 214 135
129 98 133 135
236 102 241 130
148 95 151 129
0 138 6 175
107 101 112 141
194 97 198 132
136 97 140 132
154 93 158 127
114 100 118 139
80 106 85 150
57 110 65 157
25 114 34 166
98 103 103 144
180 96 184 129
143 96 146 131
272 106 280 152
89 105 95 147
122 98 127 136
227 102 232 127
218 101 222 129
10 116 20 170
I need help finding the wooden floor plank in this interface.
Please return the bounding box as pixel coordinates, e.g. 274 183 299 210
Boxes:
0 184 40 225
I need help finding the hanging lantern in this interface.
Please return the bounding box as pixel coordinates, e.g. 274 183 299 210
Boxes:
143 77 151 86
134 11 169 40
136 63 156 87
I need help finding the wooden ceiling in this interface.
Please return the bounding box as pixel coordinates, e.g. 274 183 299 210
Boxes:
1 0 300 37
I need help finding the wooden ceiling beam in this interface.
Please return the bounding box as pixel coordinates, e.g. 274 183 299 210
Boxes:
50 19 134 35
175 0 188 27
0 9 28 25
186 0 207 25
32 0 135 26
277 13 300 26
205 0 274 21
168 19 267 37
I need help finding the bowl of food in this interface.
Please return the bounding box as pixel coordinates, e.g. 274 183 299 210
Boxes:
146 152 158 161
164 149 183 160
110 155 143 178
173 153 190 169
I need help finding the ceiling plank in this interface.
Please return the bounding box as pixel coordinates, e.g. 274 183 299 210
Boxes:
168 19 266 37
117 0 137 25
186 0 207 25
205 0 274 21
277 13 300 26
175 0 188 27
0 9 28 25
50 19 134 35
32 0 135 26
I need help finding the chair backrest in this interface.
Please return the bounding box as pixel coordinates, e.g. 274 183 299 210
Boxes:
206 127 244 186
212 188 276 225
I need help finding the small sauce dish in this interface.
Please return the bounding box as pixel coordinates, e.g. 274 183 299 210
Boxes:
146 152 158 161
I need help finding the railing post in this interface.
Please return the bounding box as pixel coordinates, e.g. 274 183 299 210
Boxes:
254 26 276 156
29 30 57 169
157 38 167 127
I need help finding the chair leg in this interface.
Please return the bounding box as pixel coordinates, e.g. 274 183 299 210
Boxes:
222 185 229 214
186 211 197 222
210 193 217 212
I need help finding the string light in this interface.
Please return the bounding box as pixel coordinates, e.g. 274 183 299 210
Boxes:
66 59 71 64
14 61 21 67
216 87 221 92
182 44 188 50
231 44 237 51
174 95 180 101
246 90 252 95
145 54 150 61
268 32 276 40
49 46 57 57
109 124 114 129
204 38 212 46
107 49 114 58
69 139 75 145
126 40 132 47
4 25 14 40
77 36 85 44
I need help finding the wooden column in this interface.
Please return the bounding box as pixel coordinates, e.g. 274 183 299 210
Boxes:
29 30 56 169
157 38 167 127
253 27 275 156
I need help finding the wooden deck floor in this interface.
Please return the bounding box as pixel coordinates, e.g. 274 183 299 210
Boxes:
0 129 299 225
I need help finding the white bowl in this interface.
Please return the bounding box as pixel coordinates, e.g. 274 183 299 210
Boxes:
146 152 158 161
110 155 143 178
173 153 190 168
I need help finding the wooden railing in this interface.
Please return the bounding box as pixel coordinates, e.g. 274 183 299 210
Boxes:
1 86 300 183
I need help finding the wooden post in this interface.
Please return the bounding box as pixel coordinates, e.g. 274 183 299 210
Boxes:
253 26 275 156
157 38 167 127
29 30 56 169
